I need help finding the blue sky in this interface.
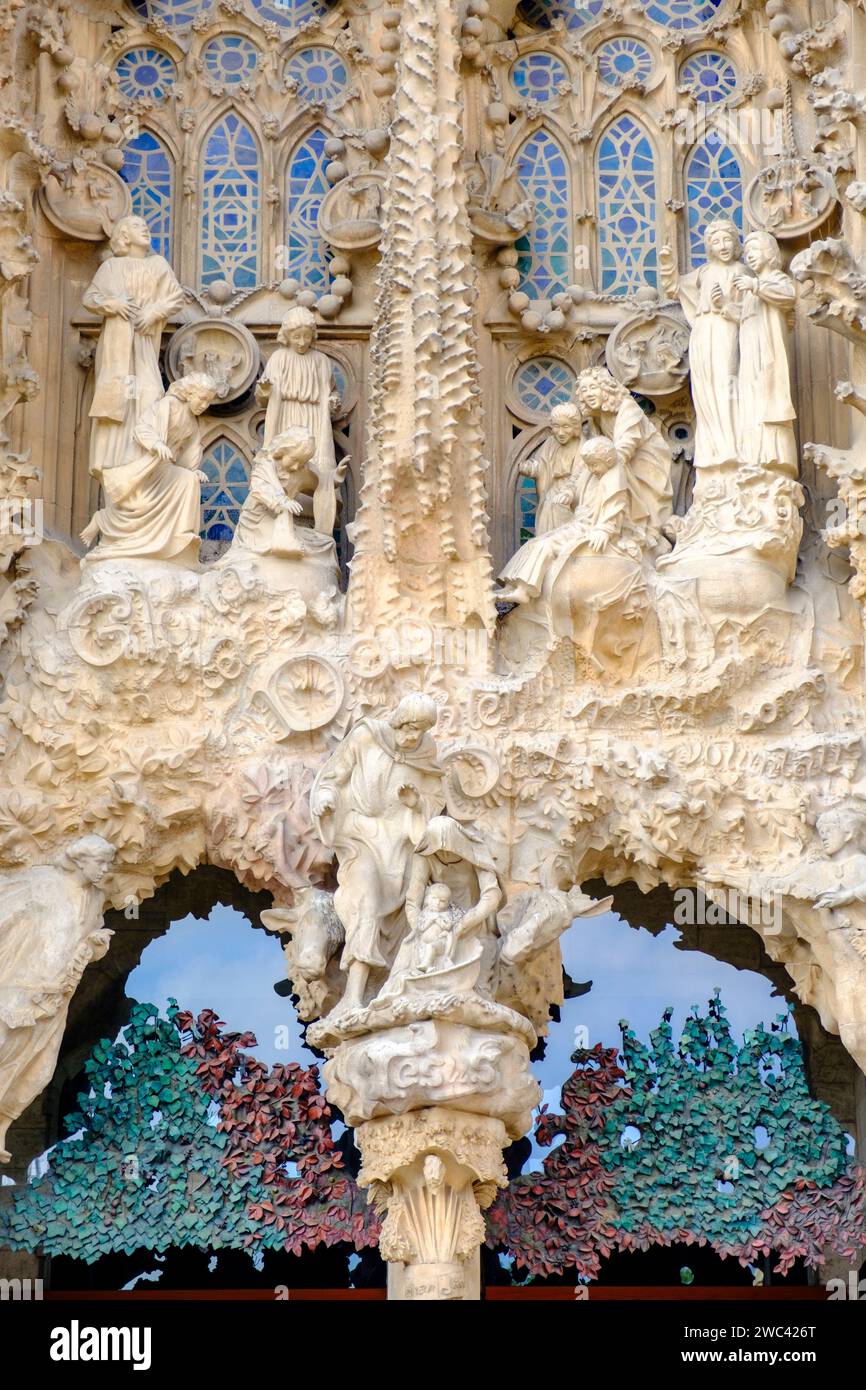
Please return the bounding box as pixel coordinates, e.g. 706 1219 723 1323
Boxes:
128 904 792 1118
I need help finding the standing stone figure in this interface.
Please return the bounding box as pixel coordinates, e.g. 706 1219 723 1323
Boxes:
732 230 797 476
0 835 116 1163
309 694 444 1011
519 402 585 536
256 307 341 536
84 215 185 479
658 220 745 470
81 373 217 565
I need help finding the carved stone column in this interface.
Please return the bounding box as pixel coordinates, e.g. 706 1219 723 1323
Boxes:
355 1107 507 1301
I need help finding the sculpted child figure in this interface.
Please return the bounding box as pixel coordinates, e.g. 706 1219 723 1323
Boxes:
229 427 314 560
84 214 185 479
411 882 464 974
519 402 585 536
81 372 217 566
256 307 343 535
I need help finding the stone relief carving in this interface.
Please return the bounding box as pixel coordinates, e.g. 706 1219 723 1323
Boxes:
3 0 866 1302
0 834 115 1163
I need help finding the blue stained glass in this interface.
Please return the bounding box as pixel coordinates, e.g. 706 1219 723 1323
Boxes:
129 0 207 26
200 439 250 558
597 115 657 296
285 127 332 289
515 130 572 299
114 47 176 102
596 37 654 88
285 47 349 105
510 53 570 105
201 113 260 290
514 356 576 414
519 476 539 541
643 0 723 28
251 0 331 25
120 130 173 261
685 131 743 265
202 35 259 86
680 51 738 103
517 0 605 29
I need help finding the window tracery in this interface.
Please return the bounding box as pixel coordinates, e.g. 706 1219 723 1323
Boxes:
200 437 251 561
200 113 261 291
284 47 349 104
114 48 177 104
514 129 572 299
120 130 174 262
285 127 333 290
201 36 260 88
596 115 658 296
685 131 744 264
510 53 570 105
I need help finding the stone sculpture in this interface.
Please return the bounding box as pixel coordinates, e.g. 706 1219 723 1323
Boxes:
309 693 444 1011
733 230 798 476
223 426 343 597
516 402 584 537
84 215 185 480
256 307 342 537
0 834 115 1162
81 373 217 566
659 221 745 471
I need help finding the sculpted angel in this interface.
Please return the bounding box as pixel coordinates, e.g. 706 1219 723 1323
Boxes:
309 693 444 1011
0 835 115 1163
84 215 185 479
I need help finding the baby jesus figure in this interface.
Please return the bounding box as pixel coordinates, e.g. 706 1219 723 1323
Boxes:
229 426 315 560
411 882 464 974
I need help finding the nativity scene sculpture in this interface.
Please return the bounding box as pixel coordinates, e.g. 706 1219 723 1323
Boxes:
6 0 866 1308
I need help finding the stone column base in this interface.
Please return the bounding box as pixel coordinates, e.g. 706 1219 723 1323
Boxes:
356 1107 507 1301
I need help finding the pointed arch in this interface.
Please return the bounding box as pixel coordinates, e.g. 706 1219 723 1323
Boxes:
199 434 251 561
514 127 572 299
284 126 332 290
596 112 658 296
200 111 261 291
684 130 743 266
120 129 174 262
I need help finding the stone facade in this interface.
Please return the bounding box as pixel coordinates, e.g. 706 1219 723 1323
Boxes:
1 0 866 1297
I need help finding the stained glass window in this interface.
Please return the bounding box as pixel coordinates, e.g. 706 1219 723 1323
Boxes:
202 36 260 87
120 130 173 261
514 357 576 415
596 37 654 89
680 51 738 104
114 48 177 103
251 0 331 24
515 130 571 299
516 0 605 29
129 0 207 25
685 131 743 265
597 115 657 296
285 127 332 289
643 0 723 28
519 476 539 542
285 47 349 104
200 438 250 559
510 53 570 105
201 113 261 291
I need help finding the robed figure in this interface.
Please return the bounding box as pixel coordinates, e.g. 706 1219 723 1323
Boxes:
659 220 745 470
84 215 185 479
310 694 444 1011
256 306 341 535
733 230 797 476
